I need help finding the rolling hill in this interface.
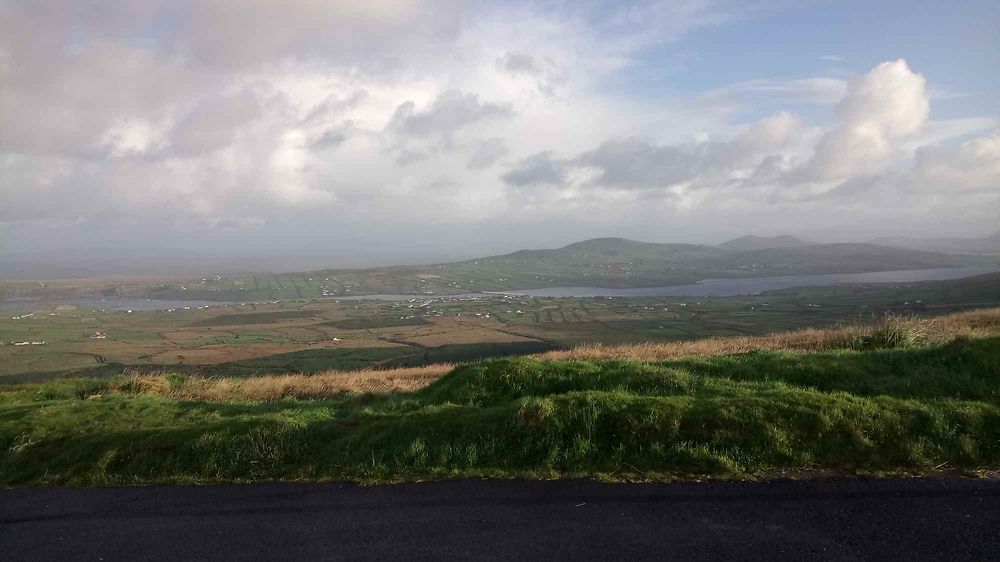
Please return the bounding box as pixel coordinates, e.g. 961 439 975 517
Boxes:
145 238 1000 299
700 243 989 273
718 234 812 251
869 231 1000 255
4 237 999 302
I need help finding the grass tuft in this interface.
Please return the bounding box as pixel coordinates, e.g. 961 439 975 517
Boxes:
836 314 930 351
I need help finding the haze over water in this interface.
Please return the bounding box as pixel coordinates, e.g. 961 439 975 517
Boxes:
498 266 1000 298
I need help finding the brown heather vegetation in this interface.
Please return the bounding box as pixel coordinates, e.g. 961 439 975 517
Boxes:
115 364 453 401
538 308 1000 362
109 308 1000 402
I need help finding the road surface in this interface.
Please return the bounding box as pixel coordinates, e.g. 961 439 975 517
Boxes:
2 478 998 561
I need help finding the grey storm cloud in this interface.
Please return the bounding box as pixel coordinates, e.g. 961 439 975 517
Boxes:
576 139 700 189
495 52 565 95
497 52 542 75
547 112 801 191
168 91 263 156
311 131 347 151
388 91 513 138
302 91 369 126
502 152 569 187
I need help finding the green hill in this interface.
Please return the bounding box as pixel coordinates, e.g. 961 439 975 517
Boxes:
718 234 812 251
870 231 1000 255
402 240 996 294
701 243 988 274
5 237 998 301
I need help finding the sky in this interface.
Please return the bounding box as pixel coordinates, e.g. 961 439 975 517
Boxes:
1 0 998 276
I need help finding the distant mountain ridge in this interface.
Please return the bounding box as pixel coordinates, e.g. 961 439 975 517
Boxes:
869 232 1000 255
6 235 1000 302
461 237 990 279
481 237 727 265
718 235 813 251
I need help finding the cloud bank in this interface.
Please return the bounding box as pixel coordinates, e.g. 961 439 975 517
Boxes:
0 1 997 264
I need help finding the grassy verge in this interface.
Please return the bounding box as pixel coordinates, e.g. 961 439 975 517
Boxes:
1 312 998 487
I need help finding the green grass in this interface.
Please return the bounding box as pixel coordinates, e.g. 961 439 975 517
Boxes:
382 341 558 368
1 335 998 487
186 310 316 326
0 343 560 384
324 316 429 330
197 347 418 375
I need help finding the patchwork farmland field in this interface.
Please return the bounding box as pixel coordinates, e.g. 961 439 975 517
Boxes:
1 272 998 382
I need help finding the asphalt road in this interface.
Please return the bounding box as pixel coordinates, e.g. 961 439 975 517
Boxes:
2 478 998 561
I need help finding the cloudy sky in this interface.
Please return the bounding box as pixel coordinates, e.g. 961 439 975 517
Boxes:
1 0 998 275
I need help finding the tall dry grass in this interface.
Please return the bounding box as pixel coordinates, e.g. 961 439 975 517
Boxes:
537 308 1000 362
115 364 453 401
113 308 1000 401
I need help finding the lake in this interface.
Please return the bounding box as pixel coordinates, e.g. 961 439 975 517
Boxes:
3 266 998 310
340 265 1000 300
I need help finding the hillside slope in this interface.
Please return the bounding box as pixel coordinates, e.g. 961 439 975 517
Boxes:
699 243 988 274
719 234 812 251
315 239 995 292
5 237 998 301
870 231 1000 255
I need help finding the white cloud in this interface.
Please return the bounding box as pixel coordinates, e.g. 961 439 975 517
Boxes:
491 58 995 236
0 1 996 253
708 77 848 105
786 59 930 185
910 131 1000 193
